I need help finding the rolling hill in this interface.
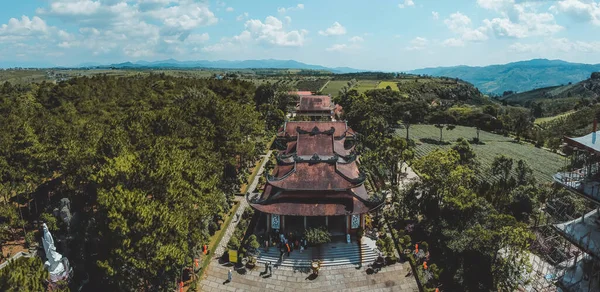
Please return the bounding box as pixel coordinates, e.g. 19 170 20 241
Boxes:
409 59 600 95
88 59 363 73
499 72 600 104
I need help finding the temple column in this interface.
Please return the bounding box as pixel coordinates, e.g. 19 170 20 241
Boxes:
267 214 271 233
361 214 365 229
325 216 328 227
281 215 285 232
304 216 307 229
345 215 349 233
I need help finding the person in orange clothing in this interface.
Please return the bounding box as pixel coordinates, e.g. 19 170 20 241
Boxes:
285 243 291 256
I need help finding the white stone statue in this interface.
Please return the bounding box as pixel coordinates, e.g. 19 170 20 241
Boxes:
42 223 68 282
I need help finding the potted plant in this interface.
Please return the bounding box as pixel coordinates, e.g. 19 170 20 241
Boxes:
304 227 331 246
246 255 257 269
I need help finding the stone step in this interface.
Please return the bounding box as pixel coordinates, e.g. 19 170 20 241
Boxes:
256 243 381 267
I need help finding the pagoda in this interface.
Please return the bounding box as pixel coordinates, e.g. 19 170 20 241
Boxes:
246 120 384 236
546 121 600 291
294 95 333 119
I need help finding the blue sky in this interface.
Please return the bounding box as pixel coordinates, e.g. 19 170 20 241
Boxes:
1 0 599 70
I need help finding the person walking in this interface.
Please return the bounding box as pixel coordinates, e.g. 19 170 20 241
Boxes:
263 262 269 275
279 247 285 262
265 239 269 252
285 243 291 257
227 269 232 283
268 261 273 276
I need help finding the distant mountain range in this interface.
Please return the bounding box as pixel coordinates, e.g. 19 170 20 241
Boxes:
79 59 364 74
4 58 600 95
409 59 600 95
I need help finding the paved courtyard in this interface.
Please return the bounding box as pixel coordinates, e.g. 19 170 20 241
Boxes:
199 257 419 292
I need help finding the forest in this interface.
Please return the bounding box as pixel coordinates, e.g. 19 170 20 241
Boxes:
0 75 269 291
0 70 598 291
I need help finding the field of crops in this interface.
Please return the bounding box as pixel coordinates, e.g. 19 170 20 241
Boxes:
356 80 379 92
321 80 350 96
397 125 565 183
534 110 576 125
296 79 328 92
376 81 399 91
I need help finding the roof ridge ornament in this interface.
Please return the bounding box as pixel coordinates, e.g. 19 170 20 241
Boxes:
296 126 336 136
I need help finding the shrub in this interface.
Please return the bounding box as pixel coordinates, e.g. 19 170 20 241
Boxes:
245 235 260 251
25 232 35 248
304 227 331 245
377 235 395 257
227 237 240 251
40 213 59 232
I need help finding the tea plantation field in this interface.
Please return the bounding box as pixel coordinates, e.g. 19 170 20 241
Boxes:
397 125 565 183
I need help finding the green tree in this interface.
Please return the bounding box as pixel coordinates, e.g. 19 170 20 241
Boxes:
0 257 52 292
452 138 477 166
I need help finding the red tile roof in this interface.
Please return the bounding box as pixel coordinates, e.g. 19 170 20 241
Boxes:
296 134 333 156
268 162 362 190
279 121 351 138
250 194 371 216
249 121 380 216
290 91 313 96
297 95 331 112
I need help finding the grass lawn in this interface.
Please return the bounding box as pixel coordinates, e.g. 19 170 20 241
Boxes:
356 80 379 93
321 80 350 96
376 81 399 91
396 125 565 183
534 110 576 125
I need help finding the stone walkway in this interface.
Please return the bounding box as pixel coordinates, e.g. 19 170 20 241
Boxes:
213 150 274 263
200 258 419 292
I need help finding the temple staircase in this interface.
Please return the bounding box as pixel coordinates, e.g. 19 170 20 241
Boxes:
256 238 380 268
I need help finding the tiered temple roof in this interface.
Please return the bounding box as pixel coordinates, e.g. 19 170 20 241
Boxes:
295 95 332 116
248 121 382 216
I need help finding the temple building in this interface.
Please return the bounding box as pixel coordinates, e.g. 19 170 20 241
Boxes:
246 121 384 236
294 95 333 119
546 121 600 291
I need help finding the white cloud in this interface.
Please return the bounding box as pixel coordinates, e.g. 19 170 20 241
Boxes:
443 12 489 44
477 0 514 11
245 16 307 46
349 36 364 43
509 38 600 53
405 37 427 50
185 33 210 44
442 38 465 47
444 12 472 33
318 22 346 36
326 44 348 52
432 11 439 20
204 15 307 52
284 16 292 24
237 12 249 21
0 16 49 37
226 7 234 12
551 0 600 26
146 2 218 35
277 3 304 14
398 0 415 9
475 0 563 38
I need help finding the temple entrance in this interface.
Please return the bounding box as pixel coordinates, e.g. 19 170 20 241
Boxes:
285 216 304 234
328 216 346 236
306 216 326 229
